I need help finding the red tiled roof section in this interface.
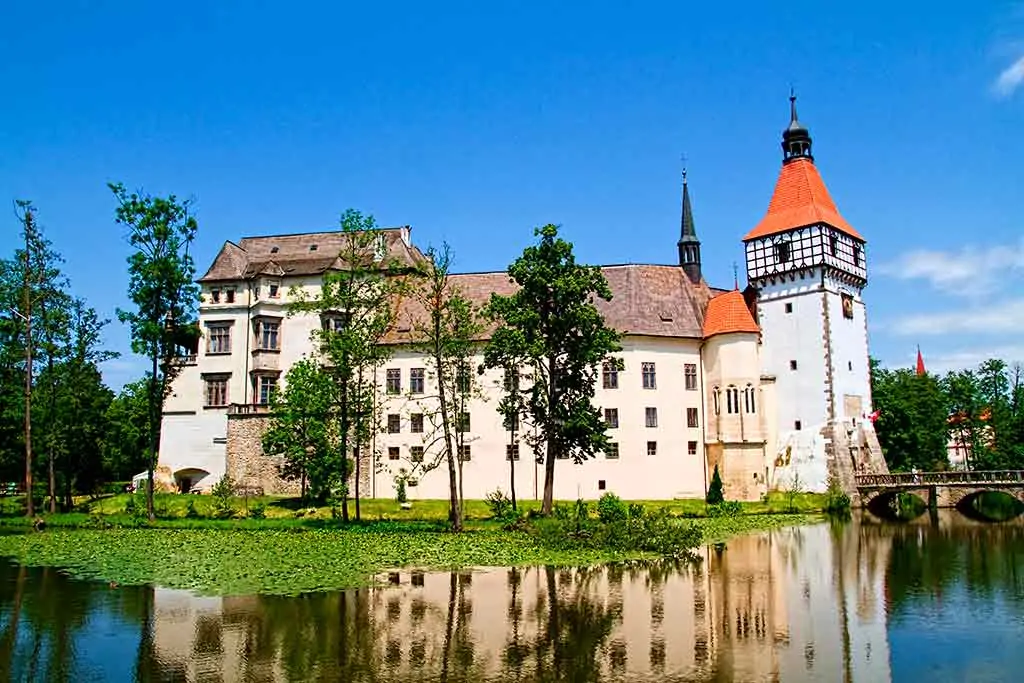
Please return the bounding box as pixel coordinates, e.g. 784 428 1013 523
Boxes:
702 289 759 339
743 158 862 242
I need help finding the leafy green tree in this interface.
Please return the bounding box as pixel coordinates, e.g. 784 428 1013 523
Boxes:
871 359 947 471
262 358 341 503
706 464 724 504
483 224 621 515
288 209 409 521
110 183 199 520
103 378 151 482
412 244 483 530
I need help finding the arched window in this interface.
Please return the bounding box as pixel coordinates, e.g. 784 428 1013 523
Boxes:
726 385 740 414
744 384 756 413
713 387 721 415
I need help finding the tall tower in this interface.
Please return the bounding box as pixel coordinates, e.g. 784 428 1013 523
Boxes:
743 94 882 492
678 169 702 284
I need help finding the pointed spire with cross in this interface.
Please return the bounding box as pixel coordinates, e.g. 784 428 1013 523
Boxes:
677 155 702 284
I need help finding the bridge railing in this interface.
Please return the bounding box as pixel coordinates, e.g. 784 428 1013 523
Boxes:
856 470 1024 487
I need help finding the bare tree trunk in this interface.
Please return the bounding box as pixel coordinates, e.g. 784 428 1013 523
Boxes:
146 354 158 521
22 219 34 518
542 356 557 515
339 373 350 523
433 318 461 531
509 436 517 511
354 369 363 522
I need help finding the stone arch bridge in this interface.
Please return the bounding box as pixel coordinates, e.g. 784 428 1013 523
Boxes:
855 470 1024 511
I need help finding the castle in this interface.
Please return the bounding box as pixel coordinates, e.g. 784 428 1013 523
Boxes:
155 97 888 502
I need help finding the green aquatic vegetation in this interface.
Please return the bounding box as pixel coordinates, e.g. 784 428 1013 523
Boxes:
0 513 816 596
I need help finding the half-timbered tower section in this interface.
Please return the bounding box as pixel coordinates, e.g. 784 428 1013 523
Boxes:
743 95 886 492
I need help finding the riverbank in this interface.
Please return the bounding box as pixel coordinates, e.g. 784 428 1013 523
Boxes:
0 495 821 595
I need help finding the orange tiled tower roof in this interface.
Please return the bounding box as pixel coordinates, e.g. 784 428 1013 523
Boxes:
743 94 862 242
703 289 759 338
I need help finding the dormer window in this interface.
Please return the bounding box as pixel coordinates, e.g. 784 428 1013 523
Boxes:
225 289 235 304
210 289 221 303
374 234 387 261
269 283 280 298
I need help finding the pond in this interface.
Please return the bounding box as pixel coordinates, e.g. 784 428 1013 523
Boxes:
1 512 1022 682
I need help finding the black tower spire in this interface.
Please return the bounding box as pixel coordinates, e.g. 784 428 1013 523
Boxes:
782 90 813 163
677 168 702 284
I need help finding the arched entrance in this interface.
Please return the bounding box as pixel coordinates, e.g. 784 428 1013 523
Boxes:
174 468 211 494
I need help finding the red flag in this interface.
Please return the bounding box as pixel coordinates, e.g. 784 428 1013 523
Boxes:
868 409 881 423
915 347 926 376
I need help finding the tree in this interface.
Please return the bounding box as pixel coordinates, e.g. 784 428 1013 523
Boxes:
288 209 409 521
110 183 199 521
871 359 947 471
103 378 151 482
262 358 340 504
12 202 67 517
706 464 724 504
411 244 484 531
483 224 621 515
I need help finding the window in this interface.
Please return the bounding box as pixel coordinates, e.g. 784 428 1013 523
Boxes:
795 420 802 431
789 360 798 371
210 289 220 303
387 414 401 434
322 312 350 334
604 408 619 429
598 480 606 491
269 283 280 298
687 407 699 428
204 376 228 407
647 441 657 456
830 235 839 256
688 441 698 455
458 445 471 461
256 319 280 351
602 360 619 389
410 413 424 433
848 361 853 371
386 368 401 394
207 323 231 354
410 446 424 462
684 363 698 391
503 368 519 392
504 412 519 432
309 244 318 252
853 245 862 267
257 375 277 405
605 442 620 459
841 293 854 320
225 289 235 303
457 412 470 433
506 444 520 461
645 407 658 428
744 386 756 413
776 241 790 263
785 302 793 314
456 362 472 394
642 362 656 389
410 368 425 394
713 387 721 415
388 446 400 461
726 386 740 414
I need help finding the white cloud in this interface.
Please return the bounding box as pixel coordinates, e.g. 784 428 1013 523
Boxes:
994 54 1024 97
878 241 1024 297
889 298 1024 336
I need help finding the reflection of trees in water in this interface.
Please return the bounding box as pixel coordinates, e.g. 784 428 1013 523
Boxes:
883 517 1024 615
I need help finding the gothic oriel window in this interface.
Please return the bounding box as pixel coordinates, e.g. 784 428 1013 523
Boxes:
604 408 619 429
726 386 740 414
687 407 699 428
254 318 280 351
204 375 229 407
256 375 278 405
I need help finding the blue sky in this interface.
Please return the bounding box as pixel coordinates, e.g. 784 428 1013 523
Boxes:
3 1 1023 389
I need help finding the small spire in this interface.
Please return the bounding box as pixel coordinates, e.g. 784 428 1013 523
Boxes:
677 159 701 284
916 346 926 376
733 262 739 289
782 89 813 163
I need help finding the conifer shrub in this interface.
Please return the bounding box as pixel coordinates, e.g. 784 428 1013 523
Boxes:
706 465 725 504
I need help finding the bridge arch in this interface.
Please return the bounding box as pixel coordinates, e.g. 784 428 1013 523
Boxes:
864 490 929 521
954 490 1024 522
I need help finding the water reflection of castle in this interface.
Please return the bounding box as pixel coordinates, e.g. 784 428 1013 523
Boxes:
148 521 894 682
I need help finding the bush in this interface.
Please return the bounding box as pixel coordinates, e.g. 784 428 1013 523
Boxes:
395 477 408 505
824 476 851 517
249 502 267 520
530 503 699 559
485 489 514 520
211 475 235 520
185 499 200 519
706 501 743 517
597 492 628 523
706 465 725 504
628 503 645 519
